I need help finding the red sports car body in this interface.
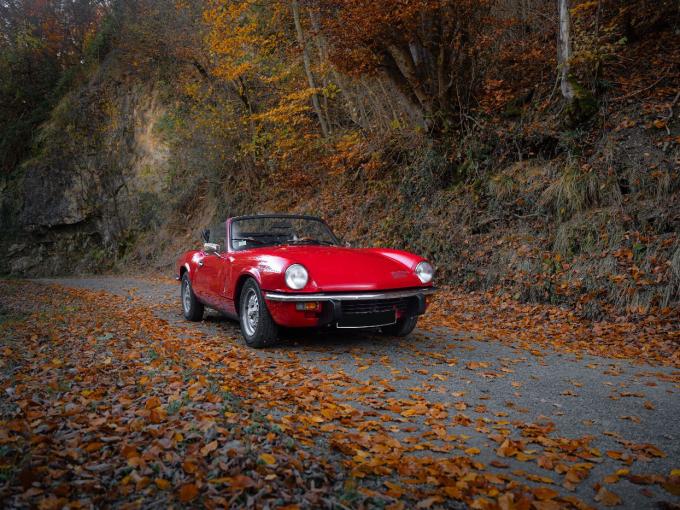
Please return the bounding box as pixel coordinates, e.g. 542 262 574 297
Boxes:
176 214 435 347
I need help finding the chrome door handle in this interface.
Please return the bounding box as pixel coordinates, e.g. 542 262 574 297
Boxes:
198 261 204 267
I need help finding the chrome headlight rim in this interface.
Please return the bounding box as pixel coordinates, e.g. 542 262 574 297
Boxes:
285 263 309 290
415 261 434 284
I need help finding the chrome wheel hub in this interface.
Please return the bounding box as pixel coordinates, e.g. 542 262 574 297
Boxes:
182 280 191 313
243 289 259 336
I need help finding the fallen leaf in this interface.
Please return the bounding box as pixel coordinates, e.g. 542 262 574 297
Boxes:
178 483 198 502
594 487 621 506
259 453 277 465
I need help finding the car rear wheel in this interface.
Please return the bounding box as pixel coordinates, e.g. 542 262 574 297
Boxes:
181 273 204 321
239 279 278 348
381 316 418 337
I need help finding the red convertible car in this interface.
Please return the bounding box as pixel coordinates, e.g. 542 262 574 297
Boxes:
176 214 435 347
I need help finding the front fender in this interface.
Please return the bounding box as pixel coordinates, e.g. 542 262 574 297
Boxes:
365 248 425 270
231 268 264 311
176 251 201 280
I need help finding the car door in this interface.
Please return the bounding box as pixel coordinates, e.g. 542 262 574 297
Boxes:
193 253 223 307
193 222 229 307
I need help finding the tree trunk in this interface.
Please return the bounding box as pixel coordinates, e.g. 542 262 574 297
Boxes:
291 0 330 137
308 8 346 130
386 43 433 117
557 0 575 101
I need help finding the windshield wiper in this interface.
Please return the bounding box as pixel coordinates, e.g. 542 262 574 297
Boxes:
232 237 267 245
286 239 335 246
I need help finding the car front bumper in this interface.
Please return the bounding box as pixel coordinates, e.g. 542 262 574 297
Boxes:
263 287 435 329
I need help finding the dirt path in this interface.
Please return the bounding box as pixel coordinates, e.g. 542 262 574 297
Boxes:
2 275 678 508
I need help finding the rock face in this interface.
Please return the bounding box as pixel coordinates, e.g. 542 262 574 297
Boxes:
0 71 171 276
20 161 90 227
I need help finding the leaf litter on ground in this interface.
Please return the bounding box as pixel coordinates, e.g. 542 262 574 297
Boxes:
1 279 678 509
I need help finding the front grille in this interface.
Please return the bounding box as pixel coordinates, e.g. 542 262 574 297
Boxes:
342 297 412 315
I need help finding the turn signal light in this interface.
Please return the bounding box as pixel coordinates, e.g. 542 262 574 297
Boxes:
296 302 320 311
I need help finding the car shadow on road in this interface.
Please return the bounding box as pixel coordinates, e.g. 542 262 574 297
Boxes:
201 310 409 351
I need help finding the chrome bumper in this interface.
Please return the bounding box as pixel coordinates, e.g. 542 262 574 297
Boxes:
264 287 436 302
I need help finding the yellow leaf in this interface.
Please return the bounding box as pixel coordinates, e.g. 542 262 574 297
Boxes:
259 453 276 465
209 477 233 484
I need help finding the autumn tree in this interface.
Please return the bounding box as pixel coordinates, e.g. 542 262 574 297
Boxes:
203 0 338 180
0 0 106 173
314 0 495 133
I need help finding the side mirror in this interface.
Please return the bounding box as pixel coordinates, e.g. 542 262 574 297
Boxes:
203 242 220 254
201 229 210 243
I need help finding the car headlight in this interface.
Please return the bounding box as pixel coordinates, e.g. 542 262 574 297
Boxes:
285 264 308 290
415 261 434 283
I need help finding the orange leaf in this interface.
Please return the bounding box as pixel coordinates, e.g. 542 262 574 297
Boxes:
155 478 171 490
200 440 218 457
145 396 161 409
182 460 198 473
84 442 105 453
533 487 558 500
594 487 621 506
178 483 198 502
443 486 463 499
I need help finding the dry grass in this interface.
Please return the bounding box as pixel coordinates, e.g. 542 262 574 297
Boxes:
664 245 680 308
540 161 620 219
553 207 626 256
487 161 551 214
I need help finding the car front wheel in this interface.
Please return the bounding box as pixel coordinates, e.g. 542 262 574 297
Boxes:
381 316 418 337
181 273 204 321
239 279 278 348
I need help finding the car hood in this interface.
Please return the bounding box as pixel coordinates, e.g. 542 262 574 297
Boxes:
261 245 426 292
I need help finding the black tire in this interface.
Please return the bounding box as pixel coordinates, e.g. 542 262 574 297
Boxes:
181 273 204 322
239 279 279 348
381 316 418 337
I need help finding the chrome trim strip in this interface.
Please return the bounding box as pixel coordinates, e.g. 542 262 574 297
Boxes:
336 320 397 329
264 287 436 302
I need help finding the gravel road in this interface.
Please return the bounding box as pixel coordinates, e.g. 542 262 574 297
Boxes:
41 276 680 509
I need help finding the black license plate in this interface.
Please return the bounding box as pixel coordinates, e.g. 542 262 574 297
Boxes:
337 311 396 328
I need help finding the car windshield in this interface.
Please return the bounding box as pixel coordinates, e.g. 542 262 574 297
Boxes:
231 216 339 251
